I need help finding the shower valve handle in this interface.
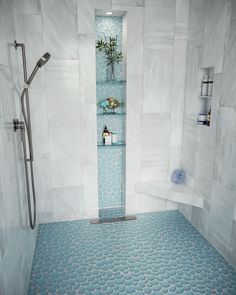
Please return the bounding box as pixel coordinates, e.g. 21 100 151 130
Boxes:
13 118 24 132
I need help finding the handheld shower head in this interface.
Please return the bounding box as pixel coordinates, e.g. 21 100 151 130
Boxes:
36 52 51 68
27 52 51 85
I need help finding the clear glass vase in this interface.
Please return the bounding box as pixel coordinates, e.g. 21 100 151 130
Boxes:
107 63 116 81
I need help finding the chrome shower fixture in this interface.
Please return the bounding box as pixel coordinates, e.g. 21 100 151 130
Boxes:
13 40 51 230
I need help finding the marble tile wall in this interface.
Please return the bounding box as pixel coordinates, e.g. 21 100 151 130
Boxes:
180 0 236 269
111 0 189 214
13 0 100 224
11 0 189 220
0 1 37 294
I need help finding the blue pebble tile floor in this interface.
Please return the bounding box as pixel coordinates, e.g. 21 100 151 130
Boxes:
27 211 236 295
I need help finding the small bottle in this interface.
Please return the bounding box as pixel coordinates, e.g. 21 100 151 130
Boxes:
201 75 208 96
207 77 213 96
207 108 211 126
102 125 109 144
105 131 112 145
112 132 118 144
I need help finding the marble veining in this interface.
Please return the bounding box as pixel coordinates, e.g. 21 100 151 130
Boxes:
41 0 78 59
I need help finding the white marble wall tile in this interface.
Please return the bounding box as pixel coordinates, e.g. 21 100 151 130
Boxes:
170 88 185 146
126 145 141 187
208 180 236 252
168 146 181 179
214 107 236 190
0 0 14 44
52 186 84 222
82 165 98 219
78 35 96 104
34 154 54 223
232 0 236 21
175 23 189 41
49 127 82 188
80 103 97 166
112 0 144 6
41 0 78 59
184 47 202 115
126 192 141 215
77 0 95 34
142 114 170 155
94 0 112 10
141 153 169 182
230 221 236 269
176 0 190 23
141 114 170 181
45 59 79 90
0 0 15 68
179 203 192 222
194 144 214 199
126 75 143 142
48 100 80 128
188 0 205 49
140 194 167 213
191 207 209 238
126 75 142 214
144 0 175 49
172 40 188 88
13 0 41 14
127 7 144 76
220 20 236 108
166 201 178 210
201 0 229 73
0 255 5 295
181 114 197 176
14 14 43 62
30 89 49 154
143 49 173 113
14 13 45 89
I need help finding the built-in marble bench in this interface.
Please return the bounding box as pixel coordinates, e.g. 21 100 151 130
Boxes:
136 182 204 208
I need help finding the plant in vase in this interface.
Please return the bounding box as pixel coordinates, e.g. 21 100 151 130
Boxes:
96 35 122 80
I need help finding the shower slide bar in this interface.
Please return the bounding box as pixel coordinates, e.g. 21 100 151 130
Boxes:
13 40 50 229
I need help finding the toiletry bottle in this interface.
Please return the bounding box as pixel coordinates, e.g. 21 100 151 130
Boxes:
105 131 112 145
102 125 109 144
201 75 208 96
112 132 118 144
207 108 211 126
207 77 213 96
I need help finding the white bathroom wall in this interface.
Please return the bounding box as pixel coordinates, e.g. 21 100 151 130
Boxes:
14 0 99 223
180 0 236 269
12 0 190 222
0 1 38 294
126 0 189 214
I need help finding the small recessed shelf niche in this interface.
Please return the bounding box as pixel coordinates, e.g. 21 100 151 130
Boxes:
197 67 214 127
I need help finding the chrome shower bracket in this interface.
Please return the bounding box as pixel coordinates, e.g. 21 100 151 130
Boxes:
13 118 24 132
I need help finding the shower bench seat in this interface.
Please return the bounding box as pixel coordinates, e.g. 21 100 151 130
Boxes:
136 182 204 208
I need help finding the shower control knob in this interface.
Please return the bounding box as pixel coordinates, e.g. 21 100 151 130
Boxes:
13 118 24 132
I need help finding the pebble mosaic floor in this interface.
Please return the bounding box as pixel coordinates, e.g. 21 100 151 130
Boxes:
27 211 236 295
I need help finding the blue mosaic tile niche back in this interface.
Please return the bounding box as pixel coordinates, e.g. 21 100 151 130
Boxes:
27 211 236 294
96 16 126 217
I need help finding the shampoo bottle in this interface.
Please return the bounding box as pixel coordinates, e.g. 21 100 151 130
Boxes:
201 75 208 96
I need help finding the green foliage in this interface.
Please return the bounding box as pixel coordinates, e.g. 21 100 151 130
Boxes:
96 35 123 66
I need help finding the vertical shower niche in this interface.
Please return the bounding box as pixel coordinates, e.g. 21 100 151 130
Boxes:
95 11 128 221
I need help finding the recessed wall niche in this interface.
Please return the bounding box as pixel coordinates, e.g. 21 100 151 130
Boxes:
197 67 214 127
95 10 127 220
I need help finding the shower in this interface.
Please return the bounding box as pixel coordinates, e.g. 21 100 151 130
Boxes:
13 40 51 229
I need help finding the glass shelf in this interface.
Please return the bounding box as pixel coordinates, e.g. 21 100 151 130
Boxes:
96 80 126 85
97 141 126 147
97 112 126 116
199 95 212 99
